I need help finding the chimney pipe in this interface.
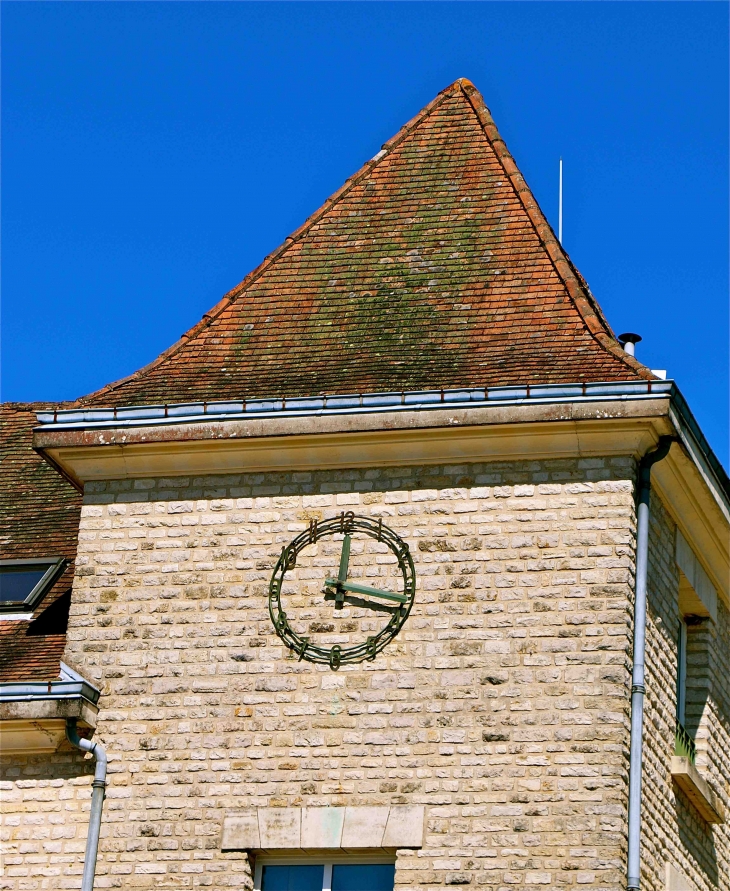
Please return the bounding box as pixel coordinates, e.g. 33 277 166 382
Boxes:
618 332 642 358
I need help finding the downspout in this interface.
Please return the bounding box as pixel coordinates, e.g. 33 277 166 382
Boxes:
66 718 107 891
627 436 676 890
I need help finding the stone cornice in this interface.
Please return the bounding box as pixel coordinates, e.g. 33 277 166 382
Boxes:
35 398 671 483
33 397 729 604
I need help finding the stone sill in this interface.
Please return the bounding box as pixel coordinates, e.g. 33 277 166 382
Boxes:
222 806 424 853
671 756 725 824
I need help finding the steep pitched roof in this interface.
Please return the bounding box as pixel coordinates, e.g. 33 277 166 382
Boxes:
80 78 650 408
0 403 81 681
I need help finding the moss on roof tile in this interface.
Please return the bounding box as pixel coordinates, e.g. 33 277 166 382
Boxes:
80 78 650 408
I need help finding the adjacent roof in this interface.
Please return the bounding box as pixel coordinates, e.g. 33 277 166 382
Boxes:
0 404 82 681
79 78 650 409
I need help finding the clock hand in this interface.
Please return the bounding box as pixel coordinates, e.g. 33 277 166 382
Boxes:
324 578 408 604
331 534 352 609
338 534 351 584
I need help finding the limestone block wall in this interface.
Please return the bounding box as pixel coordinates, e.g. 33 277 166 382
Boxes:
642 494 730 891
4 457 641 890
0 750 94 891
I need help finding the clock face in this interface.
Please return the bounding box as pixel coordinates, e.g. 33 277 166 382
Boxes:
268 512 416 668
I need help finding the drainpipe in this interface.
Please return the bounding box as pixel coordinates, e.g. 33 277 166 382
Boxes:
627 436 676 891
66 718 107 891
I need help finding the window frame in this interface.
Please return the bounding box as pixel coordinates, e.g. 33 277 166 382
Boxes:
253 854 396 891
676 617 687 725
0 557 67 612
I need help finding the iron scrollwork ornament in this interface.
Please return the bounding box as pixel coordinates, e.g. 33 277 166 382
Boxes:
268 512 415 668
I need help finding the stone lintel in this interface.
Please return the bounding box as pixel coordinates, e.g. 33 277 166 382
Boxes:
221 805 425 852
670 756 725 824
301 807 345 849
221 811 260 850
258 808 301 850
382 805 425 848
340 806 389 849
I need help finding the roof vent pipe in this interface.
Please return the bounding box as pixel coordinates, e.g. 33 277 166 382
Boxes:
618 332 642 358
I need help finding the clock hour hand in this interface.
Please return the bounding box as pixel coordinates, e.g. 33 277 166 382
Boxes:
338 535 351 583
330 535 352 609
324 578 408 604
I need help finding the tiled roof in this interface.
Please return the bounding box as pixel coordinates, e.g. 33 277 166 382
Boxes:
79 78 650 409
0 403 82 682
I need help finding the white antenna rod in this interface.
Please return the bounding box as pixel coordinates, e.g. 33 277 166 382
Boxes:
558 157 563 244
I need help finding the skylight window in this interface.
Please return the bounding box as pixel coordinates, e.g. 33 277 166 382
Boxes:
0 558 66 612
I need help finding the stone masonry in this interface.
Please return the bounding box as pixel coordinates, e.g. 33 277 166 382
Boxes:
641 494 730 890
1 749 95 890
2 456 728 890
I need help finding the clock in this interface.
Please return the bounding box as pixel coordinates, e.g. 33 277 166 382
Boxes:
268 512 416 669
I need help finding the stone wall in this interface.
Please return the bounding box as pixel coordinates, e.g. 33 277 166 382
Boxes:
6 454 706 891
642 493 730 891
59 456 638 890
0 750 94 890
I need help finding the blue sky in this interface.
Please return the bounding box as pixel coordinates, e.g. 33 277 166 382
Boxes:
2 2 728 464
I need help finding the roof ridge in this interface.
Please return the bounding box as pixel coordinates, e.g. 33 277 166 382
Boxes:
76 80 467 407
457 80 652 381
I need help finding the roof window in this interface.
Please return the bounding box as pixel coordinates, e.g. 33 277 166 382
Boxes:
0 558 66 612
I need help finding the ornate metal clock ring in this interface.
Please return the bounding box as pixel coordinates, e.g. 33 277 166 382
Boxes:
268 512 416 668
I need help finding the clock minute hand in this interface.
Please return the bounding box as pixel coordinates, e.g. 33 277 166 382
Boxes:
324 578 408 604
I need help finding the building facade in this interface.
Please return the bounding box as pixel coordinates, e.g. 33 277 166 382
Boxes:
2 79 728 891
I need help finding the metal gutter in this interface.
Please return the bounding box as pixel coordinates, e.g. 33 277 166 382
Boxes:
667 388 730 513
36 380 674 432
35 379 728 515
0 663 101 705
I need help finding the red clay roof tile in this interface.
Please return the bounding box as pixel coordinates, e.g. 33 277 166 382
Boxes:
78 79 650 409
0 403 81 682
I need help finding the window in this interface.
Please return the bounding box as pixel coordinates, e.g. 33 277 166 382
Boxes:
674 530 716 770
675 618 695 762
0 558 66 612
256 862 395 891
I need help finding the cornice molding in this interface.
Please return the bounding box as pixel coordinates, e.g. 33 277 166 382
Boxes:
34 398 729 603
36 399 671 484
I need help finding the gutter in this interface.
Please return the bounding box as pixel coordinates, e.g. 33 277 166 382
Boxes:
0 662 100 706
668 386 730 511
627 436 676 891
0 664 107 891
36 380 674 431
33 379 729 519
